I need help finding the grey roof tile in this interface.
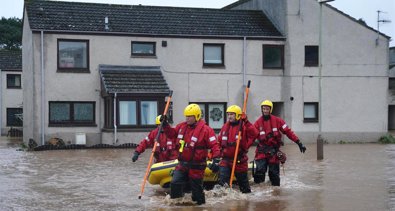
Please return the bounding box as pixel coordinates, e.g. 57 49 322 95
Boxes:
99 65 170 94
25 0 283 37
0 50 22 70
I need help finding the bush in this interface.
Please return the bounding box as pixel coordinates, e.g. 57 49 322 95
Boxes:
378 134 395 144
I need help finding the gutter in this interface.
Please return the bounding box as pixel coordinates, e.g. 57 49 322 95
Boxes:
40 30 45 145
242 36 247 91
30 30 286 41
113 92 117 144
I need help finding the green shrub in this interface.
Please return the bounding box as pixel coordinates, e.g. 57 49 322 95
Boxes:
378 134 395 144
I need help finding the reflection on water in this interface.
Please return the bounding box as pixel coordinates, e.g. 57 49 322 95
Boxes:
0 138 392 211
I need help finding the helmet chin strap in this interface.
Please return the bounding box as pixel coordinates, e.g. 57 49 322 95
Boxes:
230 120 239 126
263 114 271 121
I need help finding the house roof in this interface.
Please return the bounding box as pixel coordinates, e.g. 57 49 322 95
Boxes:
99 65 170 94
25 0 283 38
0 50 22 71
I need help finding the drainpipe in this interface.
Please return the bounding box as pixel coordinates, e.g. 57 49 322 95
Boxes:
0 70 2 135
113 92 117 144
242 36 247 95
40 31 45 146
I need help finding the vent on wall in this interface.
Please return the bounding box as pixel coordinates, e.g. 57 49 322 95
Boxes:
75 133 86 145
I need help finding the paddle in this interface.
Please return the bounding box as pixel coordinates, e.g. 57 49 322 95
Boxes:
229 80 251 188
138 90 173 199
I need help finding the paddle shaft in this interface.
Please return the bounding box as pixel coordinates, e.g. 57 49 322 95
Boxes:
229 80 251 188
138 90 173 199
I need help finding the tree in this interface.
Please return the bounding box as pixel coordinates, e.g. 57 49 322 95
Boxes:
0 17 22 50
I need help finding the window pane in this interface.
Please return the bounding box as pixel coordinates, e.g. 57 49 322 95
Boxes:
7 108 23 126
304 104 317 118
197 104 206 121
263 46 282 68
204 45 222 64
7 74 21 88
390 78 395 89
50 103 70 122
140 101 157 125
59 41 88 68
208 104 225 129
120 101 136 125
132 42 155 55
305 46 319 66
74 103 94 121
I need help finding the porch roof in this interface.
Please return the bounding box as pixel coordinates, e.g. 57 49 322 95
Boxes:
99 65 170 94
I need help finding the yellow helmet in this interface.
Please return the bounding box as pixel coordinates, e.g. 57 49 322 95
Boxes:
155 115 162 125
184 104 201 121
260 100 273 113
226 105 242 120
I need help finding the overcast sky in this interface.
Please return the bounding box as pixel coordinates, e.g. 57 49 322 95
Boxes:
1 0 394 47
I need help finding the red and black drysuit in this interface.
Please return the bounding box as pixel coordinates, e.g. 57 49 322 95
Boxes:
134 127 178 163
217 119 259 193
163 120 220 205
253 114 299 186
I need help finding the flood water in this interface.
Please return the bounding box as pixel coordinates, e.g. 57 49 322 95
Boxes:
0 137 393 211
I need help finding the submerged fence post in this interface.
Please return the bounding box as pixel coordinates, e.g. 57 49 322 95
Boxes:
317 135 324 160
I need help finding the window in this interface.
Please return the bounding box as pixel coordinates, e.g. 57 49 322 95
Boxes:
57 39 89 72
192 102 226 130
131 41 156 56
389 78 395 89
119 101 137 125
7 108 23 126
117 98 162 128
263 45 284 69
49 102 95 126
7 74 21 88
305 45 319 67
203 44 224 66
304 102 319 122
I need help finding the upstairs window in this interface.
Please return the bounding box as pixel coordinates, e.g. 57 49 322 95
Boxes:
389 78 395 89
203 44 224 66
263 45 284 69
305 45 319 67
7 74 21 89
58 39 89 72
131 41 156 56
304 102 319 123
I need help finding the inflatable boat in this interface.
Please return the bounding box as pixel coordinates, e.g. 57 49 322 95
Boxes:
148 159 255 188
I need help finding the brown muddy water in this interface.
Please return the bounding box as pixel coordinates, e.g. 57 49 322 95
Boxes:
0 137 393 211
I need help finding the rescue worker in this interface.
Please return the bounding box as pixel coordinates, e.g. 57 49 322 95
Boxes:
162 103 220 205
253 100 306 186
132 115 178 163
210 105 259 193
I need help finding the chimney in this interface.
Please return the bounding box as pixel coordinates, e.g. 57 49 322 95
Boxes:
104 16 109 31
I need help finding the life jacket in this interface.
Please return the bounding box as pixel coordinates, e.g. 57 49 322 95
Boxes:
256 115 283 147
220 121 247 159
176 120 207 163
153 132 176 153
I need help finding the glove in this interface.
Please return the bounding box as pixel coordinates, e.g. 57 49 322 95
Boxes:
296 140 306 153
159 115 168 126
132 152 140 162
241 113 248 123
208 158 220 173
